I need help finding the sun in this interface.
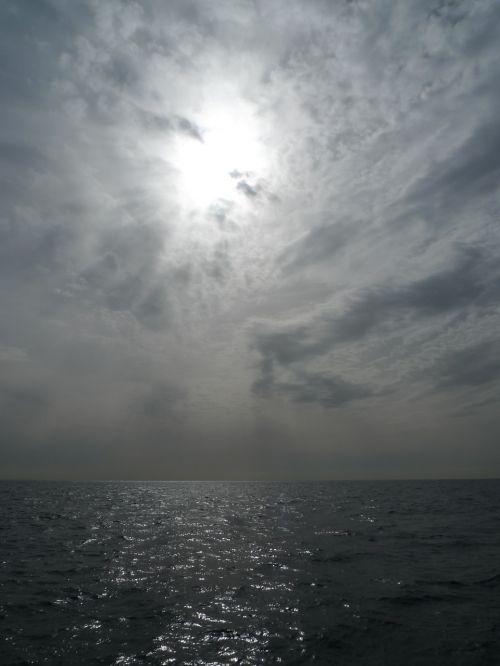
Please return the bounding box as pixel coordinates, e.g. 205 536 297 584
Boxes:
173 102 266 208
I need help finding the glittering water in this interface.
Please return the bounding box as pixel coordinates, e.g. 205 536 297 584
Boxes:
1 480 499 665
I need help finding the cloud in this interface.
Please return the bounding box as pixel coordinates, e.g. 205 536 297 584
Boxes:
176 116 204 142
277 371 373 409
81 253 172 331
1 0 500 478
0 386 48 421
141 383 185 419
403 120 500 225
325 247 495 346
251 247 500 408
138 111 204 142
0 142 47 169
0 345 28 364
254 247 496 368
236 180 259 197
102 52 141 90
279 218 357 273
435 339 500 389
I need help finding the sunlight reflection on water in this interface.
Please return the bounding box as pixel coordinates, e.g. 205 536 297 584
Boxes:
1 480 500 664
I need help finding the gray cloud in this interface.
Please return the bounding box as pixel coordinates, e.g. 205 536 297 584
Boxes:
279 218 357 273
176 116 204 142
327 247 495 345
435 339 500 390
0 386 47 419
236 180 259 198
0 142 47 169
103 52 140 90
141 383 185 420
138 112 204 143
403 120 500 225
252 247 500 409
254 247 496 370
282 372 373 408
255 368 373 409
80 232 173 331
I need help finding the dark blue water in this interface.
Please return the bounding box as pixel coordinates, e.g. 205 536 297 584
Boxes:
1 480 499 665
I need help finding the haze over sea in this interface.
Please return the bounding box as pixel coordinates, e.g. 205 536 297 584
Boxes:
1 480 499 665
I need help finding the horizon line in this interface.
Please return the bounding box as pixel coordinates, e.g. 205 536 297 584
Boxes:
1 476 499 483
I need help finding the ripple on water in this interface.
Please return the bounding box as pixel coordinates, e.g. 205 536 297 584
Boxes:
1 480 500 665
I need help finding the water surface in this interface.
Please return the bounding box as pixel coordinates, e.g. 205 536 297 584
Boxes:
1 480 499 664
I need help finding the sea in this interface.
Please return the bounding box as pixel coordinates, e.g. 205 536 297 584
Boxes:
1 480 499 665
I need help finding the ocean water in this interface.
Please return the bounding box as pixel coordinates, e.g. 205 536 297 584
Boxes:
1 480 499 665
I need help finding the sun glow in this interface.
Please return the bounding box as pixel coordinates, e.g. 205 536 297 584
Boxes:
173 104 267 208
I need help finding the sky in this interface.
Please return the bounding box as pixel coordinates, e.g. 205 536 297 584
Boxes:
1 0 500 480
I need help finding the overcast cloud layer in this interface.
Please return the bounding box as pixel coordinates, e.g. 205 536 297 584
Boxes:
1 0 500 480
